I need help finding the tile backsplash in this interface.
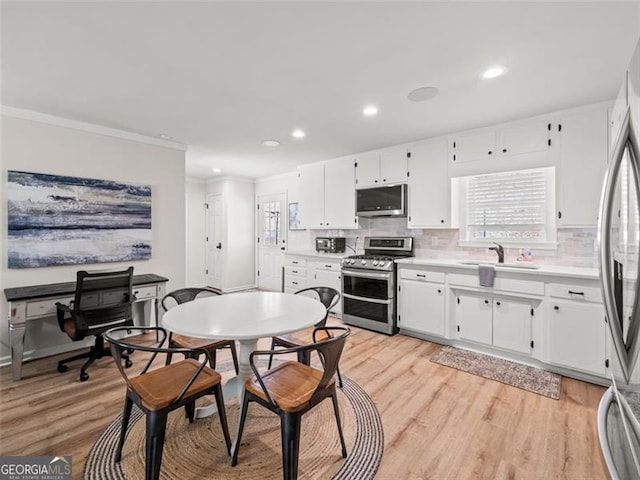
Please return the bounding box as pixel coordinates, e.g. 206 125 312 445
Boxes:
311 217 598 268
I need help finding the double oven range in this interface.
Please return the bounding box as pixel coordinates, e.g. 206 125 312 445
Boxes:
341 237 413 335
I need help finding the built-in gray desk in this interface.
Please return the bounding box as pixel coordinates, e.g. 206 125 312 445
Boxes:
4 273 168 380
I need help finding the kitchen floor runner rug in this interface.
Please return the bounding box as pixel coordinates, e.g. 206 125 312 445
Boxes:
431 346 562 400
83 361 383 480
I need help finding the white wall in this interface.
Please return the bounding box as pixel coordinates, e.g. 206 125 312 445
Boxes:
1 115 187 362
186 181 206 286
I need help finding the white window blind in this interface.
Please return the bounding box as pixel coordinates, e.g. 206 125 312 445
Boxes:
461 167 556 244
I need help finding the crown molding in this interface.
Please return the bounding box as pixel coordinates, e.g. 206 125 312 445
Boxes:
1 105 188 152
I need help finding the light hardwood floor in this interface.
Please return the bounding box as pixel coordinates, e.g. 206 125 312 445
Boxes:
0 320 608 479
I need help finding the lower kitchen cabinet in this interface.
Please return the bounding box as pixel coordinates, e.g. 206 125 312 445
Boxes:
548 300 607 376
454 293 493 344
398 278 445 336
309 260 342 314
454 293 533 355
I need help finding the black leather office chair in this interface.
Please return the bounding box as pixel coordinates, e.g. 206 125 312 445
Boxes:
56 266 135 382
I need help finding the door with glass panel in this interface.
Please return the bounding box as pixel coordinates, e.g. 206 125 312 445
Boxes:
257 193 287 291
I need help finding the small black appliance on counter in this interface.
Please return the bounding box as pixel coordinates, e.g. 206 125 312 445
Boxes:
315 237 346 253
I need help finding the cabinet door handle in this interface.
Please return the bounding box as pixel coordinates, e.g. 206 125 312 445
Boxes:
437 289 442 294
484 299 490 304
325 264 332 268
554 305 559 311
496 301 501 306
568 290 585 296
292 270 298 274
416 274 426 278
502 148 507 153
292 281 298 285
382 178 386 182
488 150 493 155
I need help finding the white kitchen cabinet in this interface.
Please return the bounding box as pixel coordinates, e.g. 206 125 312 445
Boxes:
309 260 342 314
557 107 608 226
355 148 407 188
454 293 493 344
449 129 496 164
454 292 533 354
298 158 357 229
298 163 325 229
449 118 551 164
397 269 446 336
497 118 551 157
407 138 449 228
548 291 607 376
283 256 307 293
492 298 533 354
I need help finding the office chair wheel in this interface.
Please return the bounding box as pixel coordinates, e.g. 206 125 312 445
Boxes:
80 372 89 382
125 359 133 368
57 364 68 373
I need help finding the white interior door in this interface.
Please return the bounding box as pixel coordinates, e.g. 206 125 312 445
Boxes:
206 194 223 289
257 193 286 291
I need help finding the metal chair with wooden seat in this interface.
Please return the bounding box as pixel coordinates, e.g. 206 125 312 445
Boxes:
267 287 342 386
104 326 232 480
162 287 239 374
232 326 351 480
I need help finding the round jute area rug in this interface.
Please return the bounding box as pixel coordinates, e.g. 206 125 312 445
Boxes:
83 365 383 480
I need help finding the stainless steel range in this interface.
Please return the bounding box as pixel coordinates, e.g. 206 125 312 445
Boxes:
341 236 413 335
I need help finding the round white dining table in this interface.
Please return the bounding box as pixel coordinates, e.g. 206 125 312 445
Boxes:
161 291 326 423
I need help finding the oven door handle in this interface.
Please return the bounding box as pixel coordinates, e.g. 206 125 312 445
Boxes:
342 293 392 304
341 268 392 280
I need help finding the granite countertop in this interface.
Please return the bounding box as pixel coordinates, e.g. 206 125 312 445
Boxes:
395 258 600 280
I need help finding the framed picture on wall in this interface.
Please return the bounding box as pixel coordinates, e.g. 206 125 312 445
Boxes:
288 202 304 230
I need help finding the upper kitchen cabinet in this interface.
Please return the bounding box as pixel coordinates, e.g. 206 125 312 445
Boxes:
498 118 552 157
556 106 608 226
298 158 358 230
448 129 496 163
355 147 408 188
407 138 449 228
448 117 552 167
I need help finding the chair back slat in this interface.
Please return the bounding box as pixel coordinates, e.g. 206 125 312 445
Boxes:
162 287 220 312
294 287 340 327
310 327 349 397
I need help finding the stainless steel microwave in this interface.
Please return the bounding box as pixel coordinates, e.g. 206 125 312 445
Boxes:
356 184 407 217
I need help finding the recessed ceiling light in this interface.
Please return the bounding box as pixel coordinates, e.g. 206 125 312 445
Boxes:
407 86 439 102
481 65 508 79
212 168 221 173
262 139 281 147
363 105 378 116
292 129 306 139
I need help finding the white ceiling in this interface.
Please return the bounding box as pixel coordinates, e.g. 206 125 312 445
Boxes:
2 2 639 180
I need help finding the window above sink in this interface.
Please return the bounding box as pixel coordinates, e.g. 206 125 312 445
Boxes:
451 166 558 250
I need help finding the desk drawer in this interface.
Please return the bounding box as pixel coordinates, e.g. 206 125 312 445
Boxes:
133 285 157 301
27 297 74 318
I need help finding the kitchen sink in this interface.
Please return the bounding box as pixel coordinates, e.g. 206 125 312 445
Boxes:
457 260 541 270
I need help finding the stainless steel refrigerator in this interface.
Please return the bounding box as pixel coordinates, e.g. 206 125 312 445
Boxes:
597 38 640 479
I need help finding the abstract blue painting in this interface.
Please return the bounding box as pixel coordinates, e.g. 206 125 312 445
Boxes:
7 170 152 268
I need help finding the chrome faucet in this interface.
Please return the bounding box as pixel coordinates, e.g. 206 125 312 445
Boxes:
488 242 505 263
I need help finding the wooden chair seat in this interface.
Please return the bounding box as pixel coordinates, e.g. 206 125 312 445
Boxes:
130 358 222 411
245 361 332 413
170 334 233 351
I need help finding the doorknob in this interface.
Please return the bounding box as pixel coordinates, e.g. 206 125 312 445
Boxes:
216 242 222 249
